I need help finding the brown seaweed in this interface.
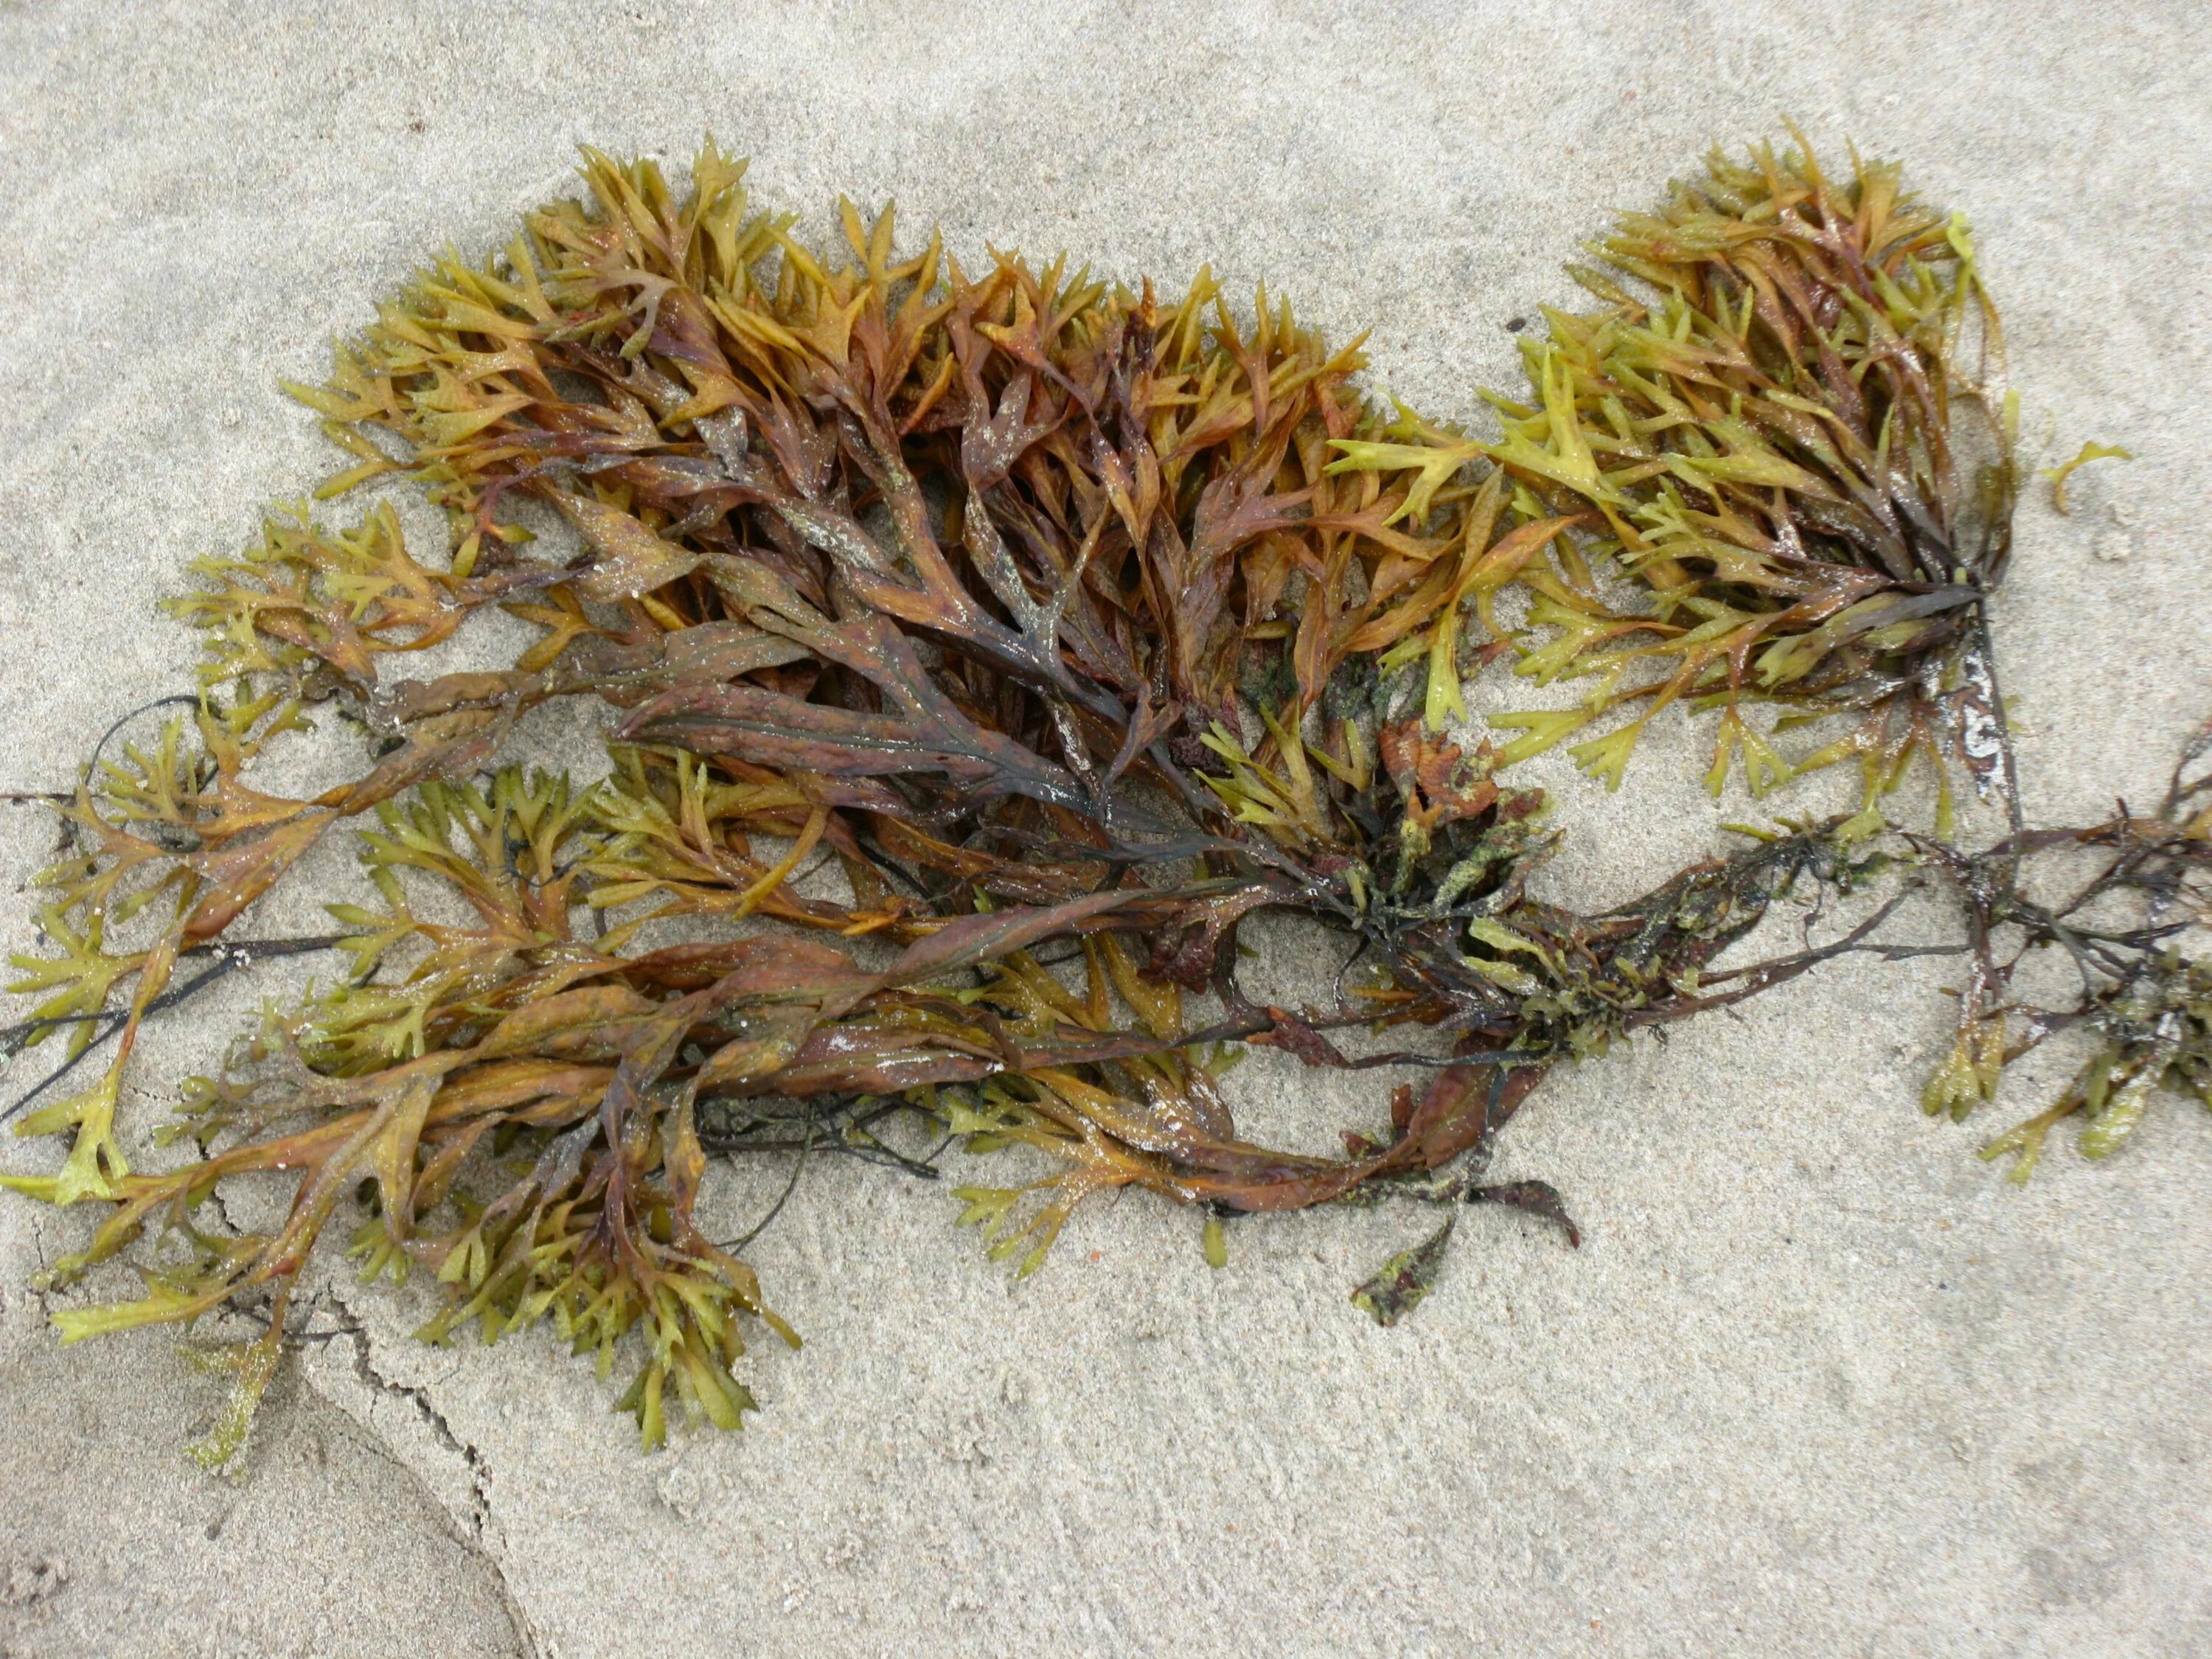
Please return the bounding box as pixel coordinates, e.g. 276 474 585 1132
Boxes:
1 137 2197 1466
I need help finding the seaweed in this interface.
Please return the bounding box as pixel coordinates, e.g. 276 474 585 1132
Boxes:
1 136 2197 1463
1333 132 2019 822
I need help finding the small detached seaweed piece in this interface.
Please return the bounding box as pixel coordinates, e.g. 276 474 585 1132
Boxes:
0 136 2190 1464
2038 440 2131 515
1352 1215 1456 1326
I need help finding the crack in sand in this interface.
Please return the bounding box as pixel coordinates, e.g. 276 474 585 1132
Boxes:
304 1291 547 1658
204 1184 246 1239
313 1293 494 1539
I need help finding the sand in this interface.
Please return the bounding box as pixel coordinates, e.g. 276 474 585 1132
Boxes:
3 2 2209 1654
